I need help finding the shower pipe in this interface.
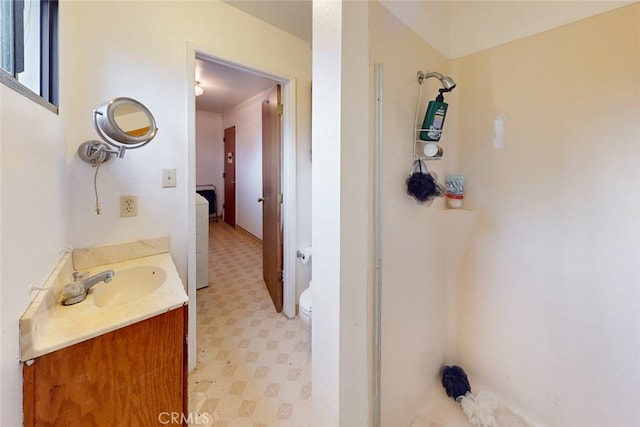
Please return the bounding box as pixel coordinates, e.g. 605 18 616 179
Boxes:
417 70 456 91
373 63 383 427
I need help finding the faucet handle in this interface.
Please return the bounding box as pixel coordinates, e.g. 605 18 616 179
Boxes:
62 281 87 306
72 271 88 281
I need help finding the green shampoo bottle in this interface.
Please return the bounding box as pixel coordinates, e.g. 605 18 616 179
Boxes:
419 92 448 141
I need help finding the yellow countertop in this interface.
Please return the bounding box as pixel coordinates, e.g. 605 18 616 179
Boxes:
20 252 188 361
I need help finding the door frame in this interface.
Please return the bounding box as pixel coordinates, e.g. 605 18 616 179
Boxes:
186 45 298 367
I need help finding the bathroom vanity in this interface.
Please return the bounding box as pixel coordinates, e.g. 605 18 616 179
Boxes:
23 306 186 426
19 237 189 427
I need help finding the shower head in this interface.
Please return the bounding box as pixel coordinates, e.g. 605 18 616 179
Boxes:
440 75 456 91
417 71 457 91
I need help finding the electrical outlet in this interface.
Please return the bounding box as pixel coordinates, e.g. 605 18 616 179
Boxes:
120 196 137 217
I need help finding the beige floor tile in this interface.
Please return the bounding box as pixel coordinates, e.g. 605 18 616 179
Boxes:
189 221 310 427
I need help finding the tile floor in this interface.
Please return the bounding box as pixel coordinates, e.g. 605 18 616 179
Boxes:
189 221 311 427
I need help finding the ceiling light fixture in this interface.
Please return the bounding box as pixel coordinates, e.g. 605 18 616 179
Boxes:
195 81 204 97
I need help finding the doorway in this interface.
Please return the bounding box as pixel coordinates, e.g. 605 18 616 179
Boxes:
188 47 304 423
189 49 297 323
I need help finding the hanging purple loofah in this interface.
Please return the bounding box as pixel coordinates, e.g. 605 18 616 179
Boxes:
406 159 445 204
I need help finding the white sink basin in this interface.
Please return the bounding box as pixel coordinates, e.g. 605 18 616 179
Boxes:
92 266 166 308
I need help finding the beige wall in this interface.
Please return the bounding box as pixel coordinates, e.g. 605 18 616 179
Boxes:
369 3 455 425
371 1 639 425
380 0 634 59
450 4 640 425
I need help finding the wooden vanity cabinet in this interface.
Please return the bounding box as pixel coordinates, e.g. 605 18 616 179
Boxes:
23 306 187 427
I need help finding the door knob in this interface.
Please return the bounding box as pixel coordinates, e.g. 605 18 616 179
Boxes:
257 197 264 203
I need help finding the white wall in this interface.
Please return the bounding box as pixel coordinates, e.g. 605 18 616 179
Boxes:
339 3 371 425
222 89 271 239
196 109 224 208
63 0 311 279
0 88 67 425
450 5 640 425
311 1 342 422
312 1 371 425
0 1 311 425
65 1 189 278
62 0 310 371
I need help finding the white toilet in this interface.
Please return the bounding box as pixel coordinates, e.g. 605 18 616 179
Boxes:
299 282 312 348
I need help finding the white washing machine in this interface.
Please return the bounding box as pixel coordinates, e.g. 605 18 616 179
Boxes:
195 193 209 289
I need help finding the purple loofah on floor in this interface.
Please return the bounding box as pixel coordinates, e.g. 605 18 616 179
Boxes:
442 365 471 400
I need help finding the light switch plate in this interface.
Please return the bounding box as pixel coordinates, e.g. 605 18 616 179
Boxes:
163 168 176 188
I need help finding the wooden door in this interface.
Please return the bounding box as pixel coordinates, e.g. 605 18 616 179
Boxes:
261 85 283 312
224 126 236 228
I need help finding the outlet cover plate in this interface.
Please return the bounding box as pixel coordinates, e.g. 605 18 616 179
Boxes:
120 195 137 217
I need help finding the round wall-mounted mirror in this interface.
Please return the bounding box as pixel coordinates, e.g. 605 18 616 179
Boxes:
113 103 153 138
94 97 158 148
78 97 158 165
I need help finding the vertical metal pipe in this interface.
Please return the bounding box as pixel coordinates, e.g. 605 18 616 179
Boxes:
373 63 383 427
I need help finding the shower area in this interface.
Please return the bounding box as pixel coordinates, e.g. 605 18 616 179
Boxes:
369 2 640 427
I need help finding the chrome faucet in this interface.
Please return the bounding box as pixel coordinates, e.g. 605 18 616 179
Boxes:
62 270 115 305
